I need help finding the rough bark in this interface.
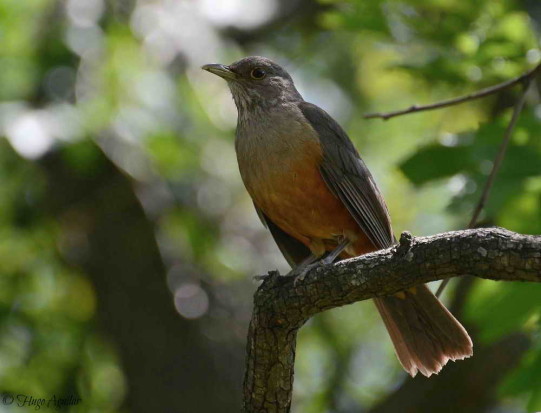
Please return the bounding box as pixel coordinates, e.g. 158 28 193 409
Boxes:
243 228 541 412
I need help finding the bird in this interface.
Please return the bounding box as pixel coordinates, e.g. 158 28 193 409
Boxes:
202 56 473 377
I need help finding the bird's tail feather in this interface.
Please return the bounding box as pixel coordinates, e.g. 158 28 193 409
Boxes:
373 284 473 377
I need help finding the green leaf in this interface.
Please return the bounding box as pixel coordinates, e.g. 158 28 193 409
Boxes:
399 145 474 185
465 283 541 343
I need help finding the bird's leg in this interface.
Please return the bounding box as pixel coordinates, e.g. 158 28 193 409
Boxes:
291 238 350 284
255 254 319 282
287 254 319 278
319 238 350 266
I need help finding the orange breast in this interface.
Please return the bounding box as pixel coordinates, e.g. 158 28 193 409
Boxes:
244 139 373 256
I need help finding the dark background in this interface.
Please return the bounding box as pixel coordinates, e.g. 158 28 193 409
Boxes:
0 0 540 411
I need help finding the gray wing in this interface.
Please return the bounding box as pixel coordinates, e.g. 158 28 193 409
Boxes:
298 102 394 250
254 204 311 267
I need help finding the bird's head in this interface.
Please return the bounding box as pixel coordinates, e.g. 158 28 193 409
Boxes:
202 56 302 112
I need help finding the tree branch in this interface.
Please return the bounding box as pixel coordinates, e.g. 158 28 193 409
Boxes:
242 227 541 412
363 62 541 120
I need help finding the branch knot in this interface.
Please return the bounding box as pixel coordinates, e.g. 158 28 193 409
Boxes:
395 231 415 261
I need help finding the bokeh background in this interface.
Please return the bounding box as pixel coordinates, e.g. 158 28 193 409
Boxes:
1 0 541 412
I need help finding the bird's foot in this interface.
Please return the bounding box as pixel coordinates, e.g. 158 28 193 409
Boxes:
289 264 315 286
289 257 334 286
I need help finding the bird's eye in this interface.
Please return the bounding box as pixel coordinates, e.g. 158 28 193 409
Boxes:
250 68 266 79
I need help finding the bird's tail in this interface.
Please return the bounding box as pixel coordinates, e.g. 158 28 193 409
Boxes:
373 284 473 377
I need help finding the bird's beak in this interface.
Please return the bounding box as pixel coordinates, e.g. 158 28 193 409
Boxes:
201 63 237 80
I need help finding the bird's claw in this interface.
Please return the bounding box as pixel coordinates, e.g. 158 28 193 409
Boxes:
290 261 325 286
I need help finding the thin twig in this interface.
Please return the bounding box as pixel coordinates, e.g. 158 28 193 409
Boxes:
364 62 541 120
435 79 532 298
467 82 531 227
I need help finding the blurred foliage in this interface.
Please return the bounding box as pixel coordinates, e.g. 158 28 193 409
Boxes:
0 0 540 412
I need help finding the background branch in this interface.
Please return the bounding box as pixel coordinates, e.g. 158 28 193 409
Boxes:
467 81 530 228
435 74 533 297
363 62 541 120
243 228 541 412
